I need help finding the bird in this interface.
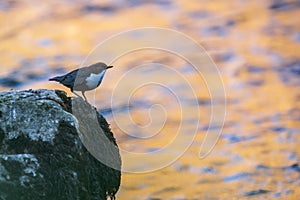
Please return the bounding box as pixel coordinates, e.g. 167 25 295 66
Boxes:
49 62 113 102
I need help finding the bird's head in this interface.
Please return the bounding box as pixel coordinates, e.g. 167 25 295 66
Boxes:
89 62 113 73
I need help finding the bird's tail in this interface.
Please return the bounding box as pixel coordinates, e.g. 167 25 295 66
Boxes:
49 76 62 82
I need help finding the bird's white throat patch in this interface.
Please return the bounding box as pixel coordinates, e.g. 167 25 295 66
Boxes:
86 70 106 89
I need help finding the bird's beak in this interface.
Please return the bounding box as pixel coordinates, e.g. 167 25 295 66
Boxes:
107 66 113 69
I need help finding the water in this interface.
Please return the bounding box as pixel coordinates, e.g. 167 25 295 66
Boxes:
0 0 300 199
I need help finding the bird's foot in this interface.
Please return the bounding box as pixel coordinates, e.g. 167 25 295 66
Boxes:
72 91 90 103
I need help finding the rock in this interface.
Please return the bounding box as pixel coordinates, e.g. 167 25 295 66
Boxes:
0 89 121 200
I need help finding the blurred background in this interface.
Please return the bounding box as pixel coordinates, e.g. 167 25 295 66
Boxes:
0 0 300 199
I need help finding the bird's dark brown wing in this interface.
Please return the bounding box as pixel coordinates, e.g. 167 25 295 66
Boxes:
49 66 94 91
49 69 78 89
53 68 88 90
72 67 92 91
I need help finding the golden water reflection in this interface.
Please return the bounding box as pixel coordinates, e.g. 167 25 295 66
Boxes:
0 0 299 199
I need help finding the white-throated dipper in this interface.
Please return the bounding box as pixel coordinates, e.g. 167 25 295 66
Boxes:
49 62 113 102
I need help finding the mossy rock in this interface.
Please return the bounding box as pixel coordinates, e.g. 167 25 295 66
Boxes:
0 89 121 200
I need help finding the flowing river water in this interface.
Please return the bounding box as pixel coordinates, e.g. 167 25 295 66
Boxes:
0 1 299 199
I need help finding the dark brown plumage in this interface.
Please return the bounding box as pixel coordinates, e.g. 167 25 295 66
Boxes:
49 62 113 102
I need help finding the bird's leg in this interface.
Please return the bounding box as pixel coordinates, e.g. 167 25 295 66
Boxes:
70 89 88 103
72 91 82 99
82 91 88 102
